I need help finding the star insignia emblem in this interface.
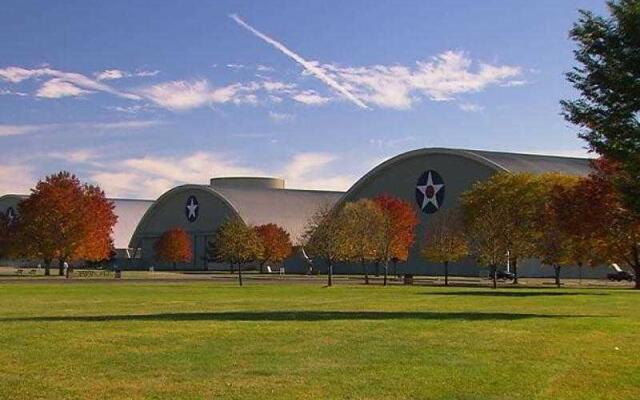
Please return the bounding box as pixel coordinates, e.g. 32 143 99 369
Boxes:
185 196 199 222
415 170 445 214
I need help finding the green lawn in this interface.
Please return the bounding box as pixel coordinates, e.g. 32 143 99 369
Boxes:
0 282 638 399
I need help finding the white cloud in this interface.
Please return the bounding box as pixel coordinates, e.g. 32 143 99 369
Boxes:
0 66 140 100
0 124 49 137
36 79 93 98
292 90 330 105
0 88 27 96
230 14 368 109
0 163 34 195
322 51 521 109
137 80 258 111
269 111 294 123
96 69 160 81
0 120 161 137
46 149 99 164
459 103 484 112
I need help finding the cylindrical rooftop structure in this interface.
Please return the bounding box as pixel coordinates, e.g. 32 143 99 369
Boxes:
209 177 285 190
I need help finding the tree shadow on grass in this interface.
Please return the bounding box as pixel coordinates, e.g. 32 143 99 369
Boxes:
424 291 610 297
0 310 603 323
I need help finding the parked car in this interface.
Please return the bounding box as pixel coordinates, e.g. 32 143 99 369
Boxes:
486 270 515 281
607 270 635 282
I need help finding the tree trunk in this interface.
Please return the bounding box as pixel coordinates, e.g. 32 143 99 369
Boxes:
58 259 64 276
512 258 518 284
362 258 369 285
44 259 51 276
444 261 449 286
327 264 333 287
383 262 389 286
375 262 380 277
229 263 234 274
260 261 265 274
578 262 583 285
238 264 243 286
554 264 561 288
491 265 497 289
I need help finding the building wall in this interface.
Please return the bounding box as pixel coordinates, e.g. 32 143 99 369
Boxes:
327 150 609 279
130 186 239 270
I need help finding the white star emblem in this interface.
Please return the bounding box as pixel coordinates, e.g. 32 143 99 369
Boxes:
186 198 198 220
416 171 444 210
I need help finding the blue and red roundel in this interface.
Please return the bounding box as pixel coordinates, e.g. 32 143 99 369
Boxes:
415 170 445 214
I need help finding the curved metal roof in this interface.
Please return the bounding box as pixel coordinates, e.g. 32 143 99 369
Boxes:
0 194 153 250
462 149 593 175
213 186 343 244
128 185 343 247
110 199 154 249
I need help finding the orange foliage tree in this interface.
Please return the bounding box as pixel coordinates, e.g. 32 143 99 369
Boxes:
16 171 117 276
374 194 419 285
255 223 292 273
572 159 640 289
154 228 193 270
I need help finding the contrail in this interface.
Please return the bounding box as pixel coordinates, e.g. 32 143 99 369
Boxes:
230 14 369 109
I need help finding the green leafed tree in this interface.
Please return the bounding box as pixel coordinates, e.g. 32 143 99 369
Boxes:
421 208 468 286
208 218 263 286
302 203 347 287
561 0 640 215
339 199 385 284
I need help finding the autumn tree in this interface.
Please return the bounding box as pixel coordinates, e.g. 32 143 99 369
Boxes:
373 195 419 286
254 223 292 273
208 218 263 286
421 208 468 286
154 228 193 270
534 174 583 288
562 0 640 215
573 159 640 289
461 183 508 289
16 171 117 276
302 203 347 287
339 199 384 284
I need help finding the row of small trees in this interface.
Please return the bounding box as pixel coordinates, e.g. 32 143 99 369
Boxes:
154 221 293 286
0 172 117 276
428 159 640 289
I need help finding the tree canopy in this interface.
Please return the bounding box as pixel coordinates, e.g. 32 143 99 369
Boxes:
154 228 193 268
561 0 640 214
255 223 292 272
421 208 468 286
16 171 117 275
209 218 263 286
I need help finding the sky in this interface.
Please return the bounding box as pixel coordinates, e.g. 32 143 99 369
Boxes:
0 0 608 199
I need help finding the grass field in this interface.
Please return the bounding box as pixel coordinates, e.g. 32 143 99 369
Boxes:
0 281 638 399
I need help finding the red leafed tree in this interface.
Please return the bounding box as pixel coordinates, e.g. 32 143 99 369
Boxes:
374 194 419 285
255 223 292 273
573 158 640 289
75 185 118 263
154 228 193 269
17 171 117 276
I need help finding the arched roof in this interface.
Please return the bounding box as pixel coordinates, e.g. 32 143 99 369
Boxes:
0 194 153 250
340 147 593 202
129 184 343 247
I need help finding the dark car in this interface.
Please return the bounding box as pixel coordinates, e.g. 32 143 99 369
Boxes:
607 270 635 282
487 270 515 281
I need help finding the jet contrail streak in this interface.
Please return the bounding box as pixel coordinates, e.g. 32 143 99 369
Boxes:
230 14 369 109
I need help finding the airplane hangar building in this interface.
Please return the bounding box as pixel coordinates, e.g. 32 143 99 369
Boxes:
128 177 343 270
335 147 597 277
1 148 605 278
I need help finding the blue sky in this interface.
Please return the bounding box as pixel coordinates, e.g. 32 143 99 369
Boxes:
0 0 607 198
